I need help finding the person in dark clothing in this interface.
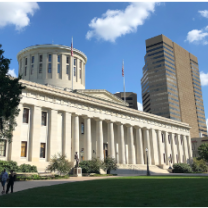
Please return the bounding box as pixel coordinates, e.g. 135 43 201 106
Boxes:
6 170 16 194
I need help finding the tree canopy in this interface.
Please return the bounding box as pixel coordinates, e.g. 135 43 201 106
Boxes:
197 143 208 162
0 44 25 142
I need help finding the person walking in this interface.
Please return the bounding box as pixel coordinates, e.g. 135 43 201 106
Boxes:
6 170 16 194
0 169 9 194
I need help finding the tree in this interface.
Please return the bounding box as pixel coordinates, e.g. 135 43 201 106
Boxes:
46 153 73 175
198 143 208 162
103 157 118 174
0 44 25 142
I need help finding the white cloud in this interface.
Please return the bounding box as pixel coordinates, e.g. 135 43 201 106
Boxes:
137 102 143 111
0 2 39 30
200 71 208 86
186 29 208 45
199 10 208 18
7 69 17 77
86 2 158 42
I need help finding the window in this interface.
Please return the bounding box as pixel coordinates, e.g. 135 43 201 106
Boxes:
25 66 27 76
81 123 84 134
23 108 29 123
181 137 183 145
66 56 70 64
39 55 42 62
74 67 76 76
31 65 34 75
168 135 170 144
80 60 82 68
25 58 27 65
80 68 82 79
163 153 166 163
41 112 47 126
74 58 76 65
174 136 177 145
21 142 27 157
48 54 52 62
57 64 60 73
40 143 46 158
48 63 52 73
170 154 172 163
0 140 6 156
31 56 34 64
162 133 164 143
39 63 42 73
66 65 70 75
57 55 61 62
176 154 178 163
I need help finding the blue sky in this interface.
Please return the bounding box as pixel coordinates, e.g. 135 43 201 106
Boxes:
0 2 208 130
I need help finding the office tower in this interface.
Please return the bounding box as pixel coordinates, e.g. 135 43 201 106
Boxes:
114 92 138 110
141 34 207 138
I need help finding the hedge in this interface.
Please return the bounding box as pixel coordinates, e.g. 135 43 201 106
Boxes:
172 163 192 173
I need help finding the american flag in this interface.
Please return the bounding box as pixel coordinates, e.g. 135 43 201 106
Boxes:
71 37 73 57
122 60 124 77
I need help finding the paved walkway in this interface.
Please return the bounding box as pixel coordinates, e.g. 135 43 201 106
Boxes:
1 173 208 195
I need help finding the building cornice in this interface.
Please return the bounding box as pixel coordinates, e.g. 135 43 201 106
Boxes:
17 44 87 62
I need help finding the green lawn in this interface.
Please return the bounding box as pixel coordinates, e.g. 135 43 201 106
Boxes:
1 176 208 207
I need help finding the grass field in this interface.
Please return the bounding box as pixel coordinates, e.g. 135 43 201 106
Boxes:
1 176 208 207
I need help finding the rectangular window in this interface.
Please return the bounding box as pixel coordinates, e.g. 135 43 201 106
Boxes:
41 112 47 126
25 66 27 76
23 108 29 123
80 60 82 68
31 65 34 75
80 68 82 79
74 58 76 65
21 141 27 157
181 137 183 145
162 134 164 143
31 56 34 64
0 140 6 157
39 63 42 73
48 54 52 62
66 65 69 75
66 56 70 64
39 55 42 62
74 67 76 76
163 153 166 163
25 58 27 65
81 123 84 134
174 136 177 145
57 64 60 73
48 63 52 73
40 143 46 158
168 135 170 144
170 154 172 163
57 55 61 62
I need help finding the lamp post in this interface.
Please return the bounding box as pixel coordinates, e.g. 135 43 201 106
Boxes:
145 148 150 176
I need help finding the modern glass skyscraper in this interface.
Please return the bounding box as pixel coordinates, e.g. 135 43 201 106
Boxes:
141 34 207 138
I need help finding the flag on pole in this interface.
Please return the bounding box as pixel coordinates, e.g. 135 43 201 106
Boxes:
71 37 73 57
122 60 124 77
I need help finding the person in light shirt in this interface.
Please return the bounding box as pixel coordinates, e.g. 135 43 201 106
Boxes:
0 169 9 194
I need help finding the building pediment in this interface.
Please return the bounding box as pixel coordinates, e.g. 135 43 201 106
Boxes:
75 89 128 106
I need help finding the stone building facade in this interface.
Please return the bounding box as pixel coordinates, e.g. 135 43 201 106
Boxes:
0 44 192 171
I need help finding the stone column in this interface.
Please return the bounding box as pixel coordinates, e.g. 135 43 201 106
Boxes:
164 131 170 165
127 125 136 164
157 130 163 165
84 116 92 161
150 128 159 165
108 121 115 158
143 128 151 165
48 109 58 161
96 119 104 161
182 135 189 163
72 114 80 160
63 112 71 161
135 127 144 164
29 105 41 162
186 136 192 161
118 123 125 164
177 134 183 163
171 133 177 164
10 103 23 161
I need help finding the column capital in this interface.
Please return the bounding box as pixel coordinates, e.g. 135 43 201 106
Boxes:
82 114 92 119
72 113 81 117
134 125 141 129
93 117 103 121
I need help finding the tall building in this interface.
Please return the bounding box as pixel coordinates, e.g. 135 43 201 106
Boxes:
114 92 138 110
141 34 207 138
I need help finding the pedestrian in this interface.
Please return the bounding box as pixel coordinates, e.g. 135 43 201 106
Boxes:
0 169 9 194
6 170 16 194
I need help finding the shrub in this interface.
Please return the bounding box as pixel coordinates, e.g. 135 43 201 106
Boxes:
172 163 192 173
197 143 208 162
191 158 208 173
0 160 19 173
46 153 73 175
79 158 104 174
103 157 118 174
18 164 37 173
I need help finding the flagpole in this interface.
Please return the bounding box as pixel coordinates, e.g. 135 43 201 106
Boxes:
71 37 73 92
123 60 126 104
